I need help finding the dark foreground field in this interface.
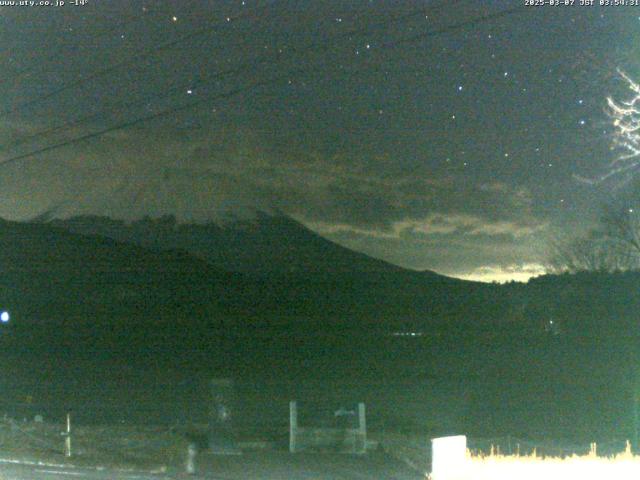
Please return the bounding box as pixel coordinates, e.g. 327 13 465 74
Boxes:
0 320 634 454
0 419 424 480
0 453 423 480
194 450 424 480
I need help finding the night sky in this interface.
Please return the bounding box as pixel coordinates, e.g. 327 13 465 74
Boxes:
0 0 638 282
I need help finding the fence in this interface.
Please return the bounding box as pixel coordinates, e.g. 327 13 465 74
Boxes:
289 401 367 454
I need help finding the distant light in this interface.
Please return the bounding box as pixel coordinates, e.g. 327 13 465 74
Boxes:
1 312 9 323
172 16 178 22
391 331 424 338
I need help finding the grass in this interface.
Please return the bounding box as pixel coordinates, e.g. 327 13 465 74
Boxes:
0 419 190 472
460 443 640 480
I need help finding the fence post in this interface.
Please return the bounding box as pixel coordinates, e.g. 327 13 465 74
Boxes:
186 443 196 474
289 401 297 453
64 413 72 458
357 403 367 454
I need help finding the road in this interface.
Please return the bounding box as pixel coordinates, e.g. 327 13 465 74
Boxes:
0 451 424 479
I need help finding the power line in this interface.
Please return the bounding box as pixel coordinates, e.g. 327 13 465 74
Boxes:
0 1 287 150
0 4 530 168
1 3 526 163
1 1 459 152
0 72 298 168
0 1 275 118
0 7 200 87
382 4 528 48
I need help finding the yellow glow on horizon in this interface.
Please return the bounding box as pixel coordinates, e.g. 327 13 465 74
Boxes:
452 263 547 283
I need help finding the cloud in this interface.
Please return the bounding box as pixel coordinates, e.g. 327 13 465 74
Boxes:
304 212 549 282
393 214 545 238
308 213 546 241
0 124 550 280
0 124 540 227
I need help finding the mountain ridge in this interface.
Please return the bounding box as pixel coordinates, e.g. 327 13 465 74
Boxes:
43 212 456 282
